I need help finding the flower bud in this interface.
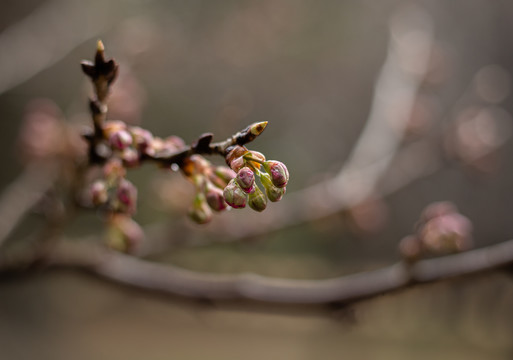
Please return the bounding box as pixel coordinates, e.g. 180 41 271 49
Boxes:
236 167 255 193
229 156 245 172
420 213 473 253
116 179 137 214
106 215 145 254
205 181 227 212
109 129 133 150
214 166 236 183
223 179 247 208
90 180 108 205
103 120 126 137
188 193 213 224
130 126 153 151
103 158 126 183
263 160 289 188
261 173 285 202
121 147 140 168
248 186 267 212
225 145 247 168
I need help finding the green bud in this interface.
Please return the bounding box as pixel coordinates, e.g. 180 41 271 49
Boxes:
261 173 285 202
188 193 213 224
248 186 267 212
223 179 247 208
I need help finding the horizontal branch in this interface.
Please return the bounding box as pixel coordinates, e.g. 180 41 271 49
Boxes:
4 237 513 305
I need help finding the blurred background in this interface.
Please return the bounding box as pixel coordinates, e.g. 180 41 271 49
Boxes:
2 0 513 359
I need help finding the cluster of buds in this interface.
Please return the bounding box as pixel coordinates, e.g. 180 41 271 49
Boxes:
97 120 185 168
223 145 289 212
399 201 473 262
182 155 237 224
88 158 138 215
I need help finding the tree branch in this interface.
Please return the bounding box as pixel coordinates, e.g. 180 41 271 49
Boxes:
3 237 513 305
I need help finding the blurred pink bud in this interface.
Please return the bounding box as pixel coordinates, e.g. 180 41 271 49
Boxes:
188 194 213 224
90 180 108 205
398 235 422 262
102 120 126 137
236 167 255 193
106 215 145 253
103 158 126 181
248 186 267 212
121 147 140 168
117 179 137 214
109 129 133 150
420 212 473 253
223 179 247 208
263 160 289 188
214 166 236 183
420 201 457 223
130 126 153 151
205 182 227 212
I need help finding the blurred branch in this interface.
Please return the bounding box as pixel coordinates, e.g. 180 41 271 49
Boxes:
0 0 119 95
0 163 57 249
205 7 436 240
3 237 513 305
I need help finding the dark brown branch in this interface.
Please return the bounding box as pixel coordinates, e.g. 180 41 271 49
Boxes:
5 238 513 305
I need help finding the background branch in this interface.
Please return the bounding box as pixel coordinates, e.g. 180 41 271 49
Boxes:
3 236 513 305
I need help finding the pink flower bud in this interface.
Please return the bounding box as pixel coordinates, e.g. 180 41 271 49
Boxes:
248 186 267 212
188 194 213 224
103 120 126 137
223 179 247 208
90 180 108 205
236 167 255 193
121 147 140 168
420 213 473 253
106 215 145 254
205 182 227 212
229 156 245 172
263 160 289 188
103 158 126 182
109 129 133 150
130 126 153 151
225 145 247 168
116 179 137 214
214 166 236 183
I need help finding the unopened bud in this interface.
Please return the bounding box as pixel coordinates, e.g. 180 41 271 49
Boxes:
223 179 247 208
261 173 285 202
116 179 137 214
398 235 422 262
109 129 133 150
103 120 126 137
130 126 153 151
103 158 126 182
90 180 108 205
188 193 213 224
214 166 236 183
248 186 267 212
121 147 140 168
236 167 255 193
263 160 289 188
225 145 247 168
420 201 457 223
229 156 245 172
106 215 145 253
205 182 227 211
420 213 473 253
249 121 268 137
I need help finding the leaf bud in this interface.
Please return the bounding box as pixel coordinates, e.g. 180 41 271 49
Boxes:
248 186 267 212
236 167 255 193
263 160 289 188
223 179 247 208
